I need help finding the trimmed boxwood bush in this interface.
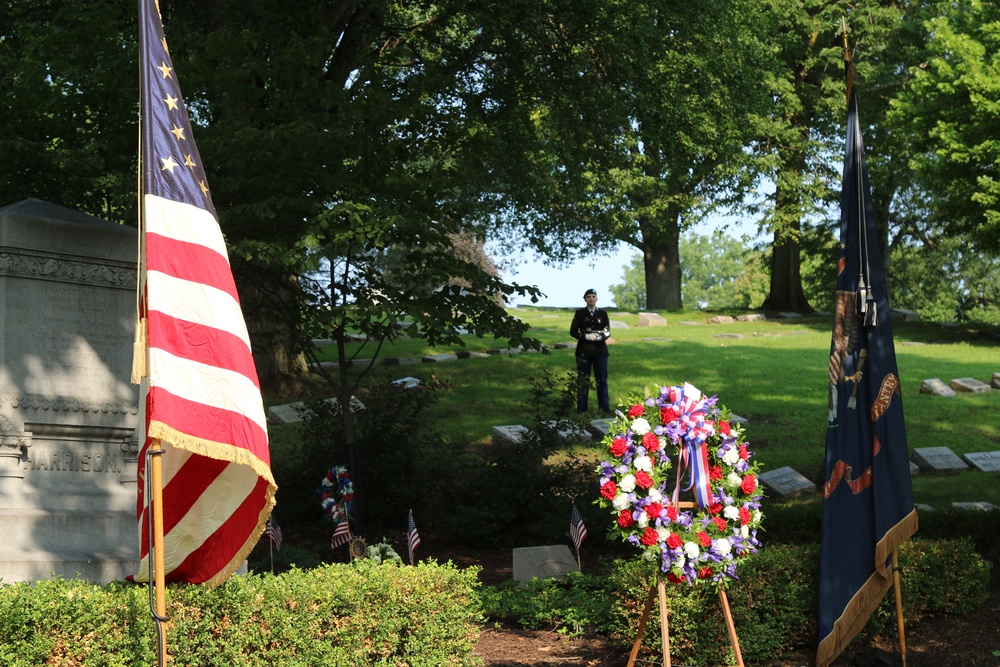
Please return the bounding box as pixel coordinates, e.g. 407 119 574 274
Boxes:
606 538 991 666
0 560 482 667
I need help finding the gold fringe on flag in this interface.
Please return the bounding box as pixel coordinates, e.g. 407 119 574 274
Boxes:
131 317 148 384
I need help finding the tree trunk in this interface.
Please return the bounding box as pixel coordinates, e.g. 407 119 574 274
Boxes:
233 260 310 396
642 214 683 310
764 228 813 313
763 147 813 314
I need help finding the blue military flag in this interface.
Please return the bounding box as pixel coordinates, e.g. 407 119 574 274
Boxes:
816 56 919 667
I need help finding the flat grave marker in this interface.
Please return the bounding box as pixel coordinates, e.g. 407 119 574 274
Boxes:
912 446 969 471
759 466 815 496
962 451 1000 473
512 545 580 586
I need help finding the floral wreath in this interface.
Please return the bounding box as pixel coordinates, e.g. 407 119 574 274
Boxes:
597 383 763 587
318 465 354 524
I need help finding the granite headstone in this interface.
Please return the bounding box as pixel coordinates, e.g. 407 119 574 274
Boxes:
0 199 140 583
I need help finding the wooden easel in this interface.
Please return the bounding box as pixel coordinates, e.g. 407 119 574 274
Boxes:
625 501 745 667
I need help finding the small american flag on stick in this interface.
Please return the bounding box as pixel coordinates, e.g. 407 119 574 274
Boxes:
264 518 282 552
407 510 421 565
330 520 351 549
570 503 588 552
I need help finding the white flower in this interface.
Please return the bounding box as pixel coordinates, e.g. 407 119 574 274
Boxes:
631 417 651 435
722 448 740 465
637 513 649 528
648 488 663 503
620 474 637 493
723 506 740 520
643 550 656 561
753 510 762 523
683 541 701 559
612 494 631 511
716 538 732 556
658 436 668 450
727 472 742 487
741 525 749 538
656 526 670 541
633 455 653 472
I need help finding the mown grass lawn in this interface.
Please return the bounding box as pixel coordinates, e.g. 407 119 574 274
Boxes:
299 307 1000 508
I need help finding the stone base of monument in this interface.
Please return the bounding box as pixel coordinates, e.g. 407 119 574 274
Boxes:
0 200 140 585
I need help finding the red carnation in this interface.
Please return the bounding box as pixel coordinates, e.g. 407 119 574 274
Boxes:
666 533 683 549
739 506 752 525
740 474 756 495
645 502 664 519
661 406 680 423
628 404 645 418
642 432 659 452
635 471 653 489
600 480 617 500
739 443 749 460
697 531 711 547
617 510 635 528
709 502 723 515
610 437 629 458
699 566 714 579
718 420 731 436
665 506 678 521
640 527 659 546
713 517 727 531
709 465 723 481
666 572 685 584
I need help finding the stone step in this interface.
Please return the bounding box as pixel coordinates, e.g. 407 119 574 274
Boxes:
0 548 138 584
0 508 135 553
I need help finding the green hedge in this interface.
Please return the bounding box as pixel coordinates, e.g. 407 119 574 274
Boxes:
607 538 992 666
0 560 482 667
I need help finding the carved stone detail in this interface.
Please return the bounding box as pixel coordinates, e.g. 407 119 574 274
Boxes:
0 250 135 290
0 392 138 416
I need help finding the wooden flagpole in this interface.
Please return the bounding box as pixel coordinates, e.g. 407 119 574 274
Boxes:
839 20 908 667
891 552 908 667
147 442 169 667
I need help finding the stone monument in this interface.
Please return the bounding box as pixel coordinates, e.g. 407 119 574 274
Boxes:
0 199 140 583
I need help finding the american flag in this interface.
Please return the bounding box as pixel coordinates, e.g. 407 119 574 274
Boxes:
331 520 352 549
264 518 282 552
132 0 276 587
407 510 421 565
570 503 588 552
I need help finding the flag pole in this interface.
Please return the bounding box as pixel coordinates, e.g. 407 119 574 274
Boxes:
840 21 908 667
891 552 908 667
147 443 169 667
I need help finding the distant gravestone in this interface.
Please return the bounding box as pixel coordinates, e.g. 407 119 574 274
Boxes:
993 372 1000 389
736 313 766 322
678 321 703 326
454 350 489 359
609 320 629 329
512 545 580 585
391 376 422 389
950 377 991 393
492 424 529 447
586 418 615 439
962 451 1000 473
759 466 815 496
910 461 920 477
713 333 744 339
266 396 365 425
914 503 935 513
422 353 457 363
919 379 957 397
912 446 969 472
637 312 667 327
0 199 140 584
540 420 592 443
707 316 735 324
951 501 998 512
